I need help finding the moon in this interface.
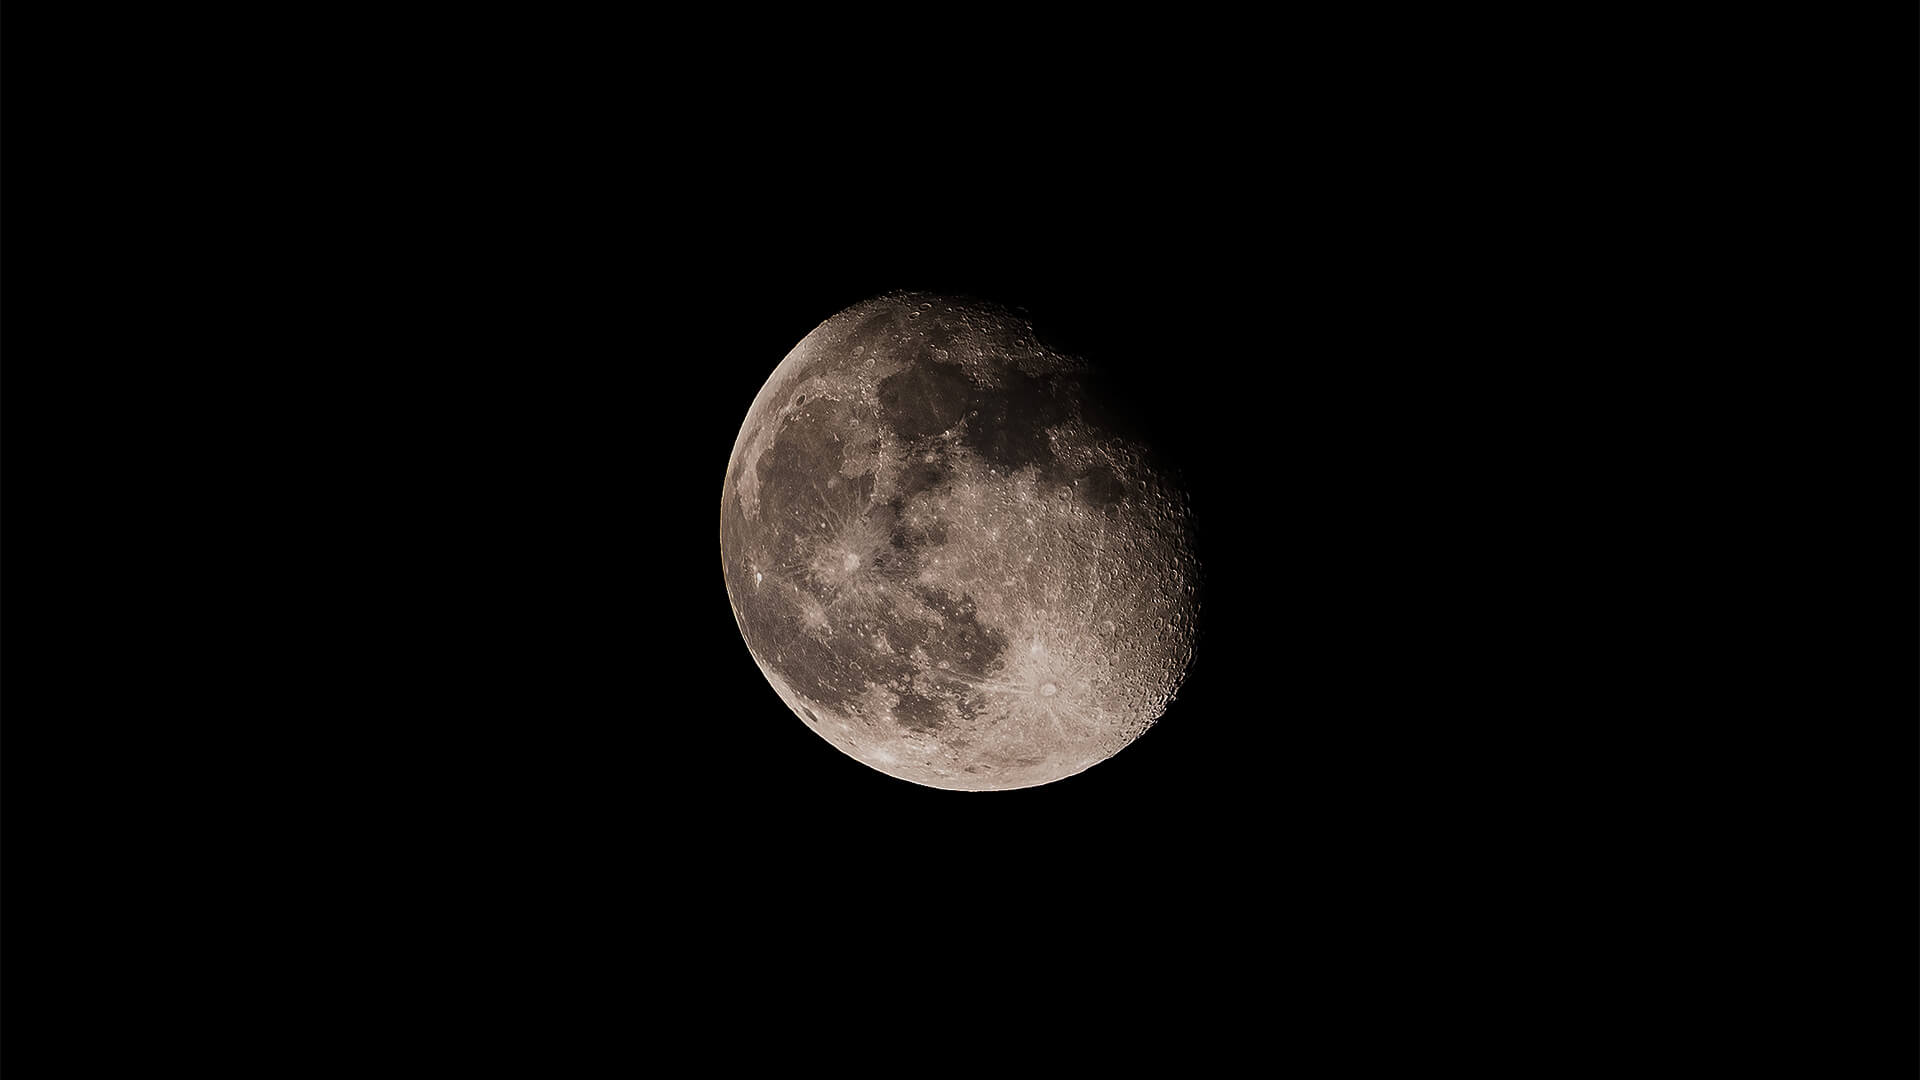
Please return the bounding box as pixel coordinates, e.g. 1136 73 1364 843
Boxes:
719 292 1199 791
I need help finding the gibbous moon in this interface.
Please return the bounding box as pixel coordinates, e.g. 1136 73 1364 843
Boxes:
719 293 1198 790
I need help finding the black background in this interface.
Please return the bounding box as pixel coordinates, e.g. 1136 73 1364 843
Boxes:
333 109 1916 1039
6 21 1920 1066
410 153 1617 955
326 147 1528 954
693 226 1304 863
192 107 1914 996
519 194 1318 870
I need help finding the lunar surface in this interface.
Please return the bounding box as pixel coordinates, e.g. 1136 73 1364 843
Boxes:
720 292 1199 791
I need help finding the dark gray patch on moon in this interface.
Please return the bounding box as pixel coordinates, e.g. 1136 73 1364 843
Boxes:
720 292 1200 791
965 369 1071 473
1075 462 1128 511
877 361 973 439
